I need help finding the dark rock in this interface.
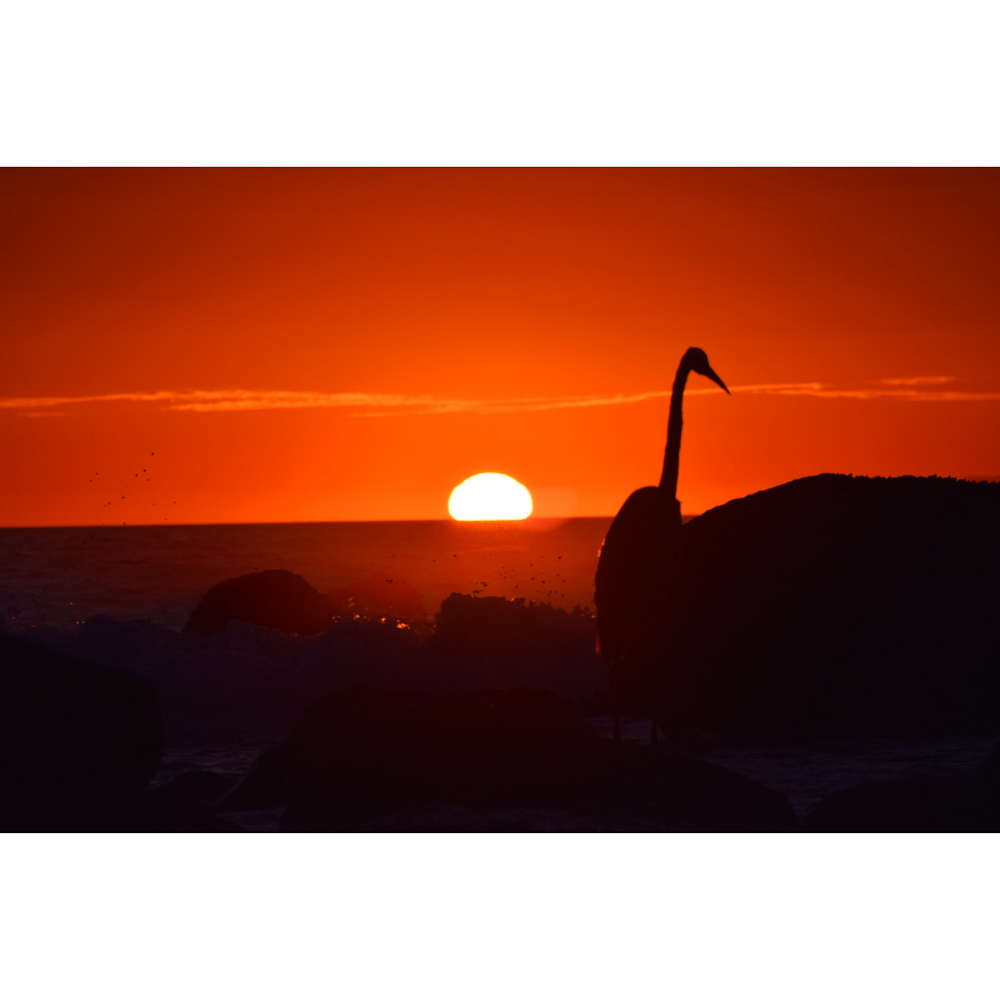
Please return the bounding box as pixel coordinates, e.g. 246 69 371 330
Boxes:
428 593 595 663
279 687 602 830
422 593 603 700
216 743 297 811
0 633 162 832
642 475 1000 742
153 768 234 806
228 686 795 831
804 776 979 832
183 569 334 635
350 803 613 832
587 745 797 832
135 773 244 832
804 738 1000 832
345 782 793 832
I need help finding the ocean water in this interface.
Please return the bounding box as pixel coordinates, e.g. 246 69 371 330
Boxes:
0 519 614 716
2 518 994 831
0 517 612 630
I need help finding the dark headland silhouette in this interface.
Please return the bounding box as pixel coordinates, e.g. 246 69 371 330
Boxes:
595 347 729 740
641 473 1000 743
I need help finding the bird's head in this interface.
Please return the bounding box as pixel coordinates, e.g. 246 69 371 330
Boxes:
683 347 730 394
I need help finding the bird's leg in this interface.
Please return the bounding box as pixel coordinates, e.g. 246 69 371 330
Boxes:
611 660 623 746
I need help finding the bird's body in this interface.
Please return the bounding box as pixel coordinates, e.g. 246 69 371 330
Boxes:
594 347 728 734
595 487 681 716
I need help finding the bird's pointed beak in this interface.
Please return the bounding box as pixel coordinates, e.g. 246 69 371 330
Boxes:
704 365 730 395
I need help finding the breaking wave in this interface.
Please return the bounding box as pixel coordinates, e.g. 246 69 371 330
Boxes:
6 594 605 739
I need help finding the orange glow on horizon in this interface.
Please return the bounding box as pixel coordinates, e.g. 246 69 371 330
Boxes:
2 168 999 527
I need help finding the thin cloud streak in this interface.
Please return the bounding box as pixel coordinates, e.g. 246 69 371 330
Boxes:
0 389 425 411
3 380 1000 418
720 382 1000 402
875 376 957 386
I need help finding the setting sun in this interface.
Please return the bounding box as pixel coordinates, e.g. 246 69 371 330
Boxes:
448 473 533 521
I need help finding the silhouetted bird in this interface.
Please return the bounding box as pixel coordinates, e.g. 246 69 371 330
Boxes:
594 347 729 740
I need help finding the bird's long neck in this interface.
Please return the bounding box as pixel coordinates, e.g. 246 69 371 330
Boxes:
658 360 691 499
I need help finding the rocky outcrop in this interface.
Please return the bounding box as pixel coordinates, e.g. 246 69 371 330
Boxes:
0 634 250 831
139 770 244 832
804 739 1000 832
422 594 604 700
0 633 162 831
183 569 333 635
641 475 1000 742
221 687 796 832
428 593 595 662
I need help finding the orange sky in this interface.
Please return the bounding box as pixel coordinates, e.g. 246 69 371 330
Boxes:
2 167 999 526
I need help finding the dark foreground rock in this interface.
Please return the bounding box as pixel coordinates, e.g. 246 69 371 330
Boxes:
422 593 604 700
0 634 246 831
427 593 595 664
641 475 1000 742
0 633 162 832
804 739 1000 832
183 569 334 635
137 771 244 832
221 687 796 832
